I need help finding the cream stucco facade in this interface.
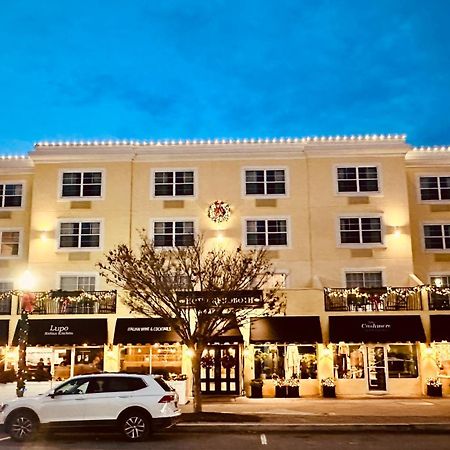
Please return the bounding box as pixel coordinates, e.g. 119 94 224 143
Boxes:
0 135 449 398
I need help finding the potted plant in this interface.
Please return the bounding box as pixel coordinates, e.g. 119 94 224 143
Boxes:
273 376 287 398
250 378 264 398
426 377 442 397
287 377 300 398
321 377 336 398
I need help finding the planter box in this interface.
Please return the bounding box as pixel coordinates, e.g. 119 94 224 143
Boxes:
287 385 300 398
275 385 287 398
322 385 336 398
250 384 263 398
427 384 442 397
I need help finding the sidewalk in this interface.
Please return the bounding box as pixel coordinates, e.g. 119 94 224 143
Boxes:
178 396 450 432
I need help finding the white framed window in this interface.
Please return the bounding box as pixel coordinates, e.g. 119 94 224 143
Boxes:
0 183 23 208
430 274 450 287
0 229 21 257
152 170 195 197
60 170 104 198
423 224 450 250
59 274 96 291
338 216 383 245
243 168 287 196
244 218 289 247
58 220 102 250
345 271 383 288
419 175 450 202
336 165 380 194
152 220 195 247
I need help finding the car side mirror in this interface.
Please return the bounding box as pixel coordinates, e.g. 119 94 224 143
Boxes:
48 389 58 398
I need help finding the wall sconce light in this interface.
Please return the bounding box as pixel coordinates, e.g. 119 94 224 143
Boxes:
393 227 401 238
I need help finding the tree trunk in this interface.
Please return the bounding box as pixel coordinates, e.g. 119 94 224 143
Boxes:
191 346 204 413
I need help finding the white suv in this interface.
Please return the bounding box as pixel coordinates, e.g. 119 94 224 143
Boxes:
0 373 181 442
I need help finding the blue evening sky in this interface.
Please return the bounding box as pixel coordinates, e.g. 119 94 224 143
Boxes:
0 0 449 154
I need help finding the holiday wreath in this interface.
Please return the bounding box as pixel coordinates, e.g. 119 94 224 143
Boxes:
200 354 215 369
221 354 236 369
208 200 231 223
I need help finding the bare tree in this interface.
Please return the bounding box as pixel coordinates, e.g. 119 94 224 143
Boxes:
97 233 284 412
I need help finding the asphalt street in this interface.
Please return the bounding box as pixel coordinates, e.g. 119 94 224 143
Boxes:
0 431 449 450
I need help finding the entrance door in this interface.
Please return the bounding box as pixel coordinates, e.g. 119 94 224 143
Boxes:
366 345 387 392
200 345 240 395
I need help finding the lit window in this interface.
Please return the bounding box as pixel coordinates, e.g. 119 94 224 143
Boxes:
339 217 382 244
387 344 418 378
153 221 194 247
59 221 101 249
424 224 450 250
0 231 20 256
345 272 382 288
430 275 450 287
61 171 102 198
419 176 450 201
60 275 96 291
246 219 288 247
154 171 194 197
245 169 286 196
333 343 365 379
0 184 22 207
337 166 379 193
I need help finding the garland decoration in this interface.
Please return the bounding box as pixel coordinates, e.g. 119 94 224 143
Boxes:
208 200 231 223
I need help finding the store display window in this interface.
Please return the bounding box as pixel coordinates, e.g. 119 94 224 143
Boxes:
387 344 418 378
432 342 450 376
120 344 182 378
254 344 317 379
333 343 365 379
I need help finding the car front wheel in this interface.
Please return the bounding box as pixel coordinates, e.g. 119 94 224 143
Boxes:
121 411 151 441
7 411 39 442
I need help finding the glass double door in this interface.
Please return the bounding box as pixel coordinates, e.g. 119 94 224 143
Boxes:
200 345 240 395
366 344 388 392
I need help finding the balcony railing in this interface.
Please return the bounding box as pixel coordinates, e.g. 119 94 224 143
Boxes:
17 290 117 315
428 286 450 310
324 287 423 312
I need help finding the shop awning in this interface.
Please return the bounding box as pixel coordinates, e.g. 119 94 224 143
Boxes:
329 315 425 343
430 315 450 341
113 318 182 345
12 319 108 346
208 323 244 344
0 320 8 346
250 316 322 344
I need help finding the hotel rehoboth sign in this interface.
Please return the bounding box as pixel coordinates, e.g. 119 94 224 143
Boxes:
176 290 263 308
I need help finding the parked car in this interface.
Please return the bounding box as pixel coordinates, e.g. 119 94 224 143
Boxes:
0 373 181 442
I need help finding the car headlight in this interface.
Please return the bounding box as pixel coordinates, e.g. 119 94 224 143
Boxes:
0 404 8 413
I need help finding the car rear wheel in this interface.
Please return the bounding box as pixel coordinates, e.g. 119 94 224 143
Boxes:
7 411 39 442
121 411 151 441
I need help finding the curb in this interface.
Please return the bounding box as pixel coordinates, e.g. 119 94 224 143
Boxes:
174 423 450 433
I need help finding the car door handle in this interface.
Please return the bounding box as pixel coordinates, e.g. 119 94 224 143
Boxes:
118 396 129 398
75 398 86 400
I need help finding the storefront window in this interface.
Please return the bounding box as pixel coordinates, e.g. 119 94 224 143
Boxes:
387 344 418 378
333 343 365 379
432 342 450 375
254 344 317 379
120 344 182 378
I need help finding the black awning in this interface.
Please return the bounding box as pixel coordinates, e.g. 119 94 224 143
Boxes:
114 318 182 345
13 319 107 346
208 324 243 344
430 315 450 341
329 315 425 343
0 320 8 345
250 316 322 344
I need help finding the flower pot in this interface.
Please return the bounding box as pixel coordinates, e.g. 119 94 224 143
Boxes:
275 385 287 398
287 385 299 398
322 385 336 398
427 384 442 397
250 383 263 398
